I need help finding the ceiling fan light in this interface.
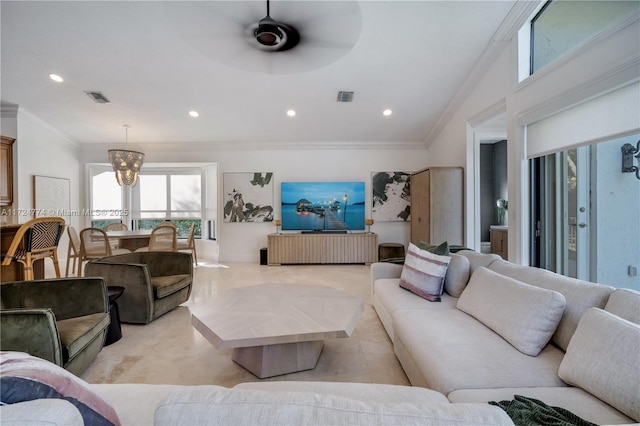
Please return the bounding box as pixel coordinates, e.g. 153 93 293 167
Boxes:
257 30 280 46
255 18 283 46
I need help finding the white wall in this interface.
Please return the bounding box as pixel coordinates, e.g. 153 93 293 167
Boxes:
0 109 81 272
80 144 428 262
14 110 81 227
594 134 640 290
9 109 430 264
427 46 512 168
1 117 18 138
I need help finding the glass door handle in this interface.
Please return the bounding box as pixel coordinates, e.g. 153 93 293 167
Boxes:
578 223 587 228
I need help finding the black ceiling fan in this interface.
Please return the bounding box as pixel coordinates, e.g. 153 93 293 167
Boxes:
163 1 362 74
252 0 300 52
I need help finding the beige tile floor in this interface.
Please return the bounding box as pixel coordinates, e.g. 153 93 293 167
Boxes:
78 260 410 387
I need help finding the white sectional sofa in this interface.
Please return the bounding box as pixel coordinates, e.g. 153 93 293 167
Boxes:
2 250 638 425
0 369 514 425
94 381 514 425
371 250 640 425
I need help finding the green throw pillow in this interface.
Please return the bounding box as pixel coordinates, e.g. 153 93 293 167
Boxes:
381 257 406 264
416 240 450 255
449 245 473 253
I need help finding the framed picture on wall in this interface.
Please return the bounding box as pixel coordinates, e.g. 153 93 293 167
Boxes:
223 172 274 223
33 175 71 221
371 171 410 222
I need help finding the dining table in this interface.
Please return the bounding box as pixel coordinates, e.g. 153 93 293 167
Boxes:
106 229 153 252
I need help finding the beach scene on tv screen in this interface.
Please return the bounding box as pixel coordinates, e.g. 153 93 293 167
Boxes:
281 182 365 231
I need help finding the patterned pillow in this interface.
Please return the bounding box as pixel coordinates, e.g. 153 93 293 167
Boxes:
399 243 451 302
0 351 121 426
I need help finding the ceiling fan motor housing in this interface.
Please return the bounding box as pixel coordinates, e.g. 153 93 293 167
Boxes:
255 16 283 46
251 0 300 53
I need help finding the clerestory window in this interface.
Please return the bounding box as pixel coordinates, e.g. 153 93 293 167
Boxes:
523 0 639 77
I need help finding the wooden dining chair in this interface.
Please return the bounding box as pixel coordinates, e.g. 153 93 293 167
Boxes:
156 221 176 229
136 225 177 252
65 226 81 277
104 222 128 250
105 222 128 231
78 228 129 276
1 216 65 280
177 223 198 264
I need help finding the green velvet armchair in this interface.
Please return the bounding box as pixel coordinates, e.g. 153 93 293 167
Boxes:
0 277 110 376
84 251 193 324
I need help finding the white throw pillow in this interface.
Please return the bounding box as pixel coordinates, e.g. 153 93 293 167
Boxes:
456 267 566 356
558 308 640 421
399 243 451 302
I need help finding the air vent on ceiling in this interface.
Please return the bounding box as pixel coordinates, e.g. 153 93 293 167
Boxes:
84 91 110 104
337 91 354 103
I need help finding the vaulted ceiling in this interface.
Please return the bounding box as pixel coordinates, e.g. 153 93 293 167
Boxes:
1 1 534 148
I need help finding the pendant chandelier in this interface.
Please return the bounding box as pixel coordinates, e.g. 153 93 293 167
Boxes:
108 125 144 187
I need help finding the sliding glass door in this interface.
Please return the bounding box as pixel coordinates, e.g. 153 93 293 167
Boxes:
531 134 640 289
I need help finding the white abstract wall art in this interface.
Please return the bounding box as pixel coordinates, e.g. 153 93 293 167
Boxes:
33 175 71 221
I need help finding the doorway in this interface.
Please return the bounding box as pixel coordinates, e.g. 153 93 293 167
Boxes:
480 140 508 253
466 105 507 252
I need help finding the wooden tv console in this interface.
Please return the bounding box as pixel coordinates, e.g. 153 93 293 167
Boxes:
267 233 378 265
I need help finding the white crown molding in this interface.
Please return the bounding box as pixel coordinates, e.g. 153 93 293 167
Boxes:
491 0 544 42
468 98 507 128
82 140 426 154
16 107 80 148
423 1 543 149
422 38 509 148
1 105 19 118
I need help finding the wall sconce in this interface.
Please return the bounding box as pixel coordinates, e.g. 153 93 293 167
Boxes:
622 140 640 180
273 219 282 234
365 218 374 233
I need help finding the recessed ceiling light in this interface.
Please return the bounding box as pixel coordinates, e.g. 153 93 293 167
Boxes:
189 111 199 118
287 110 296 117
49 74 64 83
383 109 392 116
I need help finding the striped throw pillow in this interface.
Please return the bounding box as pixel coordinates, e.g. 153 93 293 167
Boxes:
399 243 451 302
0 351 121 426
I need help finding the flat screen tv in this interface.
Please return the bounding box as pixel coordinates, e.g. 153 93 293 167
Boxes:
281 182 366 231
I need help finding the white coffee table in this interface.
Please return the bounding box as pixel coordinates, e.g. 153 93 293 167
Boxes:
190 283 364 378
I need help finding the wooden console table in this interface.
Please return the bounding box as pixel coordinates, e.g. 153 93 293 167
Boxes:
267 233 378 265
490 226 508 260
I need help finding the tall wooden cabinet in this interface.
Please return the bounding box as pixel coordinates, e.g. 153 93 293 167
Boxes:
410 167 463 246
1 136 15 206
